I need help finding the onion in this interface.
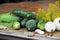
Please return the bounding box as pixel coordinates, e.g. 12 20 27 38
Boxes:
45 22 56 32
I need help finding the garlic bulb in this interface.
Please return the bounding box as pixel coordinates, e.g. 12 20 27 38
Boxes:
35 29 45 34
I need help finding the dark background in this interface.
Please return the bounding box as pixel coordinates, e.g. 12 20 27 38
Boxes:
0 0 38 4
0 0 56 4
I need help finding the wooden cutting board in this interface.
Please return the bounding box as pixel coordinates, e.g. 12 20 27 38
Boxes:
0 28 60 40
0 28 60 37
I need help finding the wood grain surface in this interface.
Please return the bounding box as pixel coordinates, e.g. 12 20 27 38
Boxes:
0 1 51 13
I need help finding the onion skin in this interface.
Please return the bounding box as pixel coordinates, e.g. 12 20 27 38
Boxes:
45 22 56 32
53 18 60 30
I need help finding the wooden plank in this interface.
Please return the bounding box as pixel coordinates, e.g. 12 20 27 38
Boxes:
0 1 48 13
0 28 60 40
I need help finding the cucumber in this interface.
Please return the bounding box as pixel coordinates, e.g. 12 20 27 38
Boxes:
21 18 28 28
12 9 36 19
26 19 36 31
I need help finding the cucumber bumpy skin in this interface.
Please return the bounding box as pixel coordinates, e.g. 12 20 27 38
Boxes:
26 19 36 31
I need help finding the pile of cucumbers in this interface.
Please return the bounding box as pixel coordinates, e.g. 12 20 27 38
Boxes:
12 9 37 31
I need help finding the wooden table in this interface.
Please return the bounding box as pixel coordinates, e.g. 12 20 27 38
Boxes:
0 1 55 13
